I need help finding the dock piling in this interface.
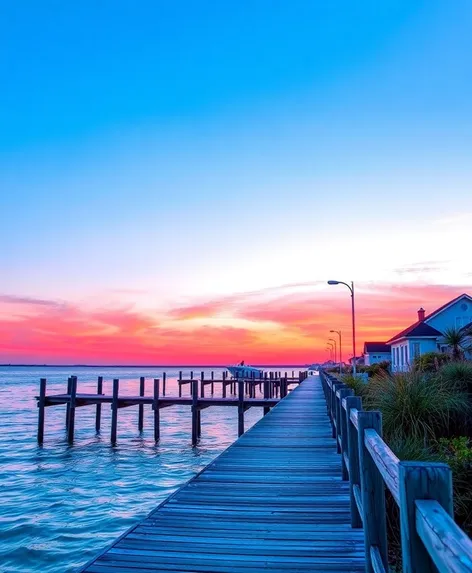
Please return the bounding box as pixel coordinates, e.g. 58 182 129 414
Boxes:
191 379 198 445
37 378 47 444
95 376 103 433
65 376 72 428
111 378 119 444
162 372 166 396
238 379 244 436
153 378 160 442
67 376 77 444
138 376 145 432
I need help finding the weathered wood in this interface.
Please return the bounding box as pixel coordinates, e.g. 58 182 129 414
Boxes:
111 378 119 444
211 371 214 394
200 372 205 398
191 379 198 446
399 462 453 573
95 376 103 433
37 377 47 444
153 378 160 442
179 370 183 397
357 410 387 573
416 499 472 573
65 376 72 428
364 429 400 505
338 388 353 479
162 372 166 396
370 545 387 573
238 380 244 437
67 375 77 444
80 375 365 573
138 376 145 432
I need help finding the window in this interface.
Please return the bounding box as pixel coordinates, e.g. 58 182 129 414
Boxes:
413 343 420 359
404 345 408 364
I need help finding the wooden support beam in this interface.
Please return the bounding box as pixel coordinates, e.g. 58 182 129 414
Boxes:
65 376 72 428
346 395 363 527
162 372 166 396
211 370 214 394
111 378 119 444
238 379 244 437
153 378 160 442
263 377 270 416
179 370 182 397
191 379 198 446
95 376 103 433
138 376 145 432
200 371 205 398
399 462 453 573
67 376 77 444
37 377 46 444
358 410 388 573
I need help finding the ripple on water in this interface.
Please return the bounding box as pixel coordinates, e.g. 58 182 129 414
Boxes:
0 366 270 572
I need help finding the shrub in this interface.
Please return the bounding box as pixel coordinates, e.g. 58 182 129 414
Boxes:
340 374 370 400
367 370 469 442
413 351 450 372
439 361 472 390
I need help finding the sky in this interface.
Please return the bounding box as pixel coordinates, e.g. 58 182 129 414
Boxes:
1 1 472 364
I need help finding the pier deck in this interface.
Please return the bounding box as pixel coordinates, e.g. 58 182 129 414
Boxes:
80 375 365 572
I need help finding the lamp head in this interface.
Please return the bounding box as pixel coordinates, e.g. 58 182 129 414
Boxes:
327 280 340 285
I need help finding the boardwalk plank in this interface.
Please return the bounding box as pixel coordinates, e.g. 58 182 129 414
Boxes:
80 376 365 573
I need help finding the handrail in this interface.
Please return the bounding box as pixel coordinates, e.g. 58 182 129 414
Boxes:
416 500 472 573
319 368 472 573
364 428 400 506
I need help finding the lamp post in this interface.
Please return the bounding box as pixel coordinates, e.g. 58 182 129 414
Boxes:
326 346 333 362
327 280 356 375
330 329 342 374
328 338 337 371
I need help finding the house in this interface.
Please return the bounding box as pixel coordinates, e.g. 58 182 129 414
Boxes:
386 293 472 372
363 342 390 365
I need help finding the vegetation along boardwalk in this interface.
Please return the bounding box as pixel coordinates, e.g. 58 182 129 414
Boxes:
80 375 365 572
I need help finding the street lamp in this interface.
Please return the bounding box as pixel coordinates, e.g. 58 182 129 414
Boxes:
328 338 337 368
330 329 342 374
326 345 333 362
327 341 335 363
327 280 357 375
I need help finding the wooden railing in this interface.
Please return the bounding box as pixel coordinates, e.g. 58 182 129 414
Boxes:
320 370 472 573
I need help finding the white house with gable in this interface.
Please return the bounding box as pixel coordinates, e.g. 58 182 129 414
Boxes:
387 293 472 372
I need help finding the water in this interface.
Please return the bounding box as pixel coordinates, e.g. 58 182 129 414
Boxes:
0 365 298 572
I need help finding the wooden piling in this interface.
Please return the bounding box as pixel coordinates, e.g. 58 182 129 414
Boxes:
238 379 244 437
95 376 103 433
65 376 72 428
138 376 145 432
222 371 227 398
162 372 166 396
67 376 77 444
111 378 119 444
153 378 160 442
191 379 198 445
37 378 47 444
200 371 205 398
263 376 270 416
211 371 214 394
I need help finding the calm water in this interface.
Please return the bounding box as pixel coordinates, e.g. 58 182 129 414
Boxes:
0 366 299 572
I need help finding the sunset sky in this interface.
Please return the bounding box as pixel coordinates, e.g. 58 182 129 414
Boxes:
1 1 471 364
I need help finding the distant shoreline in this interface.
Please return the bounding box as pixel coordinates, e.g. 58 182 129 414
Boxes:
0 364 307 368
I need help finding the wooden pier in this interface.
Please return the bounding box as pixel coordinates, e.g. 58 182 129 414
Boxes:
79 375 365 573
36 371 307 446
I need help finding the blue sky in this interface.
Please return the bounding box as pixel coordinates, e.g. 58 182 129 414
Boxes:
1 0 472 308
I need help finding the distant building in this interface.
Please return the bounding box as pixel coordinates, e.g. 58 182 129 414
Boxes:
387 293 472 372
348 355 365 366
363 342 390 365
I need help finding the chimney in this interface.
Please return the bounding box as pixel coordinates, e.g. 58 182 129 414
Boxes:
417 307 425 321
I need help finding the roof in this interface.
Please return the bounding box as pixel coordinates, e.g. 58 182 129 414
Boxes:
364 342 390 354
387 321 443 344
423 293 472 322
387 293 472 345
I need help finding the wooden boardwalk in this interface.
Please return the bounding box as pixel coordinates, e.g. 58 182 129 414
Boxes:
80 375 365 573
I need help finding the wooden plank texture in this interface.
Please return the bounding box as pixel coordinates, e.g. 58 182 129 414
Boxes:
80 375 364 573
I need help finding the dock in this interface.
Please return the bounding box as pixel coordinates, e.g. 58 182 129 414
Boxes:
79 375 365 572
36 371 307 445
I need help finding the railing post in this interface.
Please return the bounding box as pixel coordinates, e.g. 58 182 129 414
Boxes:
357 411 388 573
338 387 353 478
68 375 78 444
346 396 363 527
96 376 103 433
332 382 343 439
334 383 346 453
111 378 119 444
399 462 453 573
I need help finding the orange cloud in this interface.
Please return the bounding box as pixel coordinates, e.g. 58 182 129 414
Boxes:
0 282 471 364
